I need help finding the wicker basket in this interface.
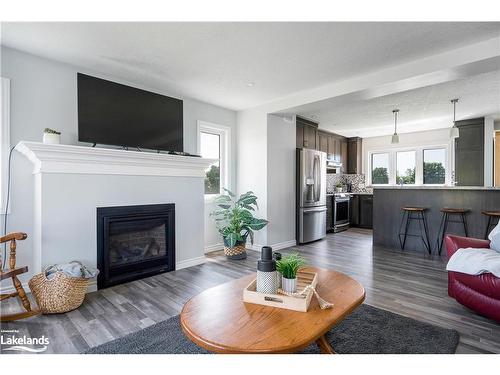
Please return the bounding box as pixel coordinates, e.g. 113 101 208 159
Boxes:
28 264 90 314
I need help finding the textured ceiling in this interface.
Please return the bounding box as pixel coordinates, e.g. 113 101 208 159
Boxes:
1 22 500 110
297 70 500 138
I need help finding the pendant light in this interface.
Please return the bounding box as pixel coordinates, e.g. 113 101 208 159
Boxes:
391 109 400 144
450 99 460 139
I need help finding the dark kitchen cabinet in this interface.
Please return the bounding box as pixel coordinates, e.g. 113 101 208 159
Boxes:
326 195 334 232
296 117 355 171
359 195 373 228
296 116 319 150
318 131 329 153
340 139 348 171
347 137 362 174
350 194 373 229
349 195 359 226
454 118 484 186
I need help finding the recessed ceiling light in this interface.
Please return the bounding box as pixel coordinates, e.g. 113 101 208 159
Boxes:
311 115 318 119
246 82 255 87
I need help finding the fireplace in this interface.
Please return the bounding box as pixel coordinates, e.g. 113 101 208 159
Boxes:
97 204 175 289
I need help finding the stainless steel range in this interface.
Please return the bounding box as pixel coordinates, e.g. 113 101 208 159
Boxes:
333 193 350 233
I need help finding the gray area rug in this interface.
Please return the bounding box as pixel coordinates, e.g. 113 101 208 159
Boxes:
84 304 459 354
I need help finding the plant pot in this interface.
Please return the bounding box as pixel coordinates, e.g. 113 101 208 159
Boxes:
223 235 247 260
282 276 297 293
43 133 61 144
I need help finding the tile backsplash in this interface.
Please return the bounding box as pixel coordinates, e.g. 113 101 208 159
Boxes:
327 174 373 194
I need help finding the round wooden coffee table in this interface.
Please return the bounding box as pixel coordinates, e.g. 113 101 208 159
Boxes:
180 266 365 354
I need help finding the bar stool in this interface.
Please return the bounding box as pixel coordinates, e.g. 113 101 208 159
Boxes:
435 208 469 255
482 211 500 239
398 207 431 254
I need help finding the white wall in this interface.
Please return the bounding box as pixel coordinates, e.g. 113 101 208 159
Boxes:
0 46 236 288
484 116 495 187
236 108 268 247
362 128 454 185
266 114 296 247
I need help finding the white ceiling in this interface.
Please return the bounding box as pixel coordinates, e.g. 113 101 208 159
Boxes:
296 70 500 138
1 22 500 110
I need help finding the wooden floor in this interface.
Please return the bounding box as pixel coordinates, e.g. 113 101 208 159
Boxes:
1 228 499 354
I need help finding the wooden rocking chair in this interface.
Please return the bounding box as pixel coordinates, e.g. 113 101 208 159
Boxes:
0 232 40 321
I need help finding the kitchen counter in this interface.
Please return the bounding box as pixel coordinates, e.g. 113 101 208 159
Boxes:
373 186 500 191
326 192 373 195
373 188 500 252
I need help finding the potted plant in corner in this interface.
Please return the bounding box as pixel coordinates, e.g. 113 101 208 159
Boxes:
211 189 268 260
276 252 305 293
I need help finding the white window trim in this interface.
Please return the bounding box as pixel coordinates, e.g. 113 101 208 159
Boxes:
367 144 451 187
1 77 11 213
370 152 391 186
197 120 231 200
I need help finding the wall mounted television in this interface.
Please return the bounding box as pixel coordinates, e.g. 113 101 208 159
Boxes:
77 73 183 152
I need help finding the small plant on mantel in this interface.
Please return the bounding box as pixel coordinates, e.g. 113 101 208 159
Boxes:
43 128 61 135
276 252 305 293
42 128 61 145
211 189 268 260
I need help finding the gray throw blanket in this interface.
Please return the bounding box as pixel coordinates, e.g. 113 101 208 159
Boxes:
45 261 99 279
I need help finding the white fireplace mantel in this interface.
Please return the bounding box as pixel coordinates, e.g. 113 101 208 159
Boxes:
15 141 215 177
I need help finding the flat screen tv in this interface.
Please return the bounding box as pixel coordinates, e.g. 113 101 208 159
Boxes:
77 73 183 152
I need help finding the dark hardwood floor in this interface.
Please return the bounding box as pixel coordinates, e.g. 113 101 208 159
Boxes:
1 228 499 354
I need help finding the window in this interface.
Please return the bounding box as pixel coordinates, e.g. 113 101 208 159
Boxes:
0 77 10 212
368 145 449 187
200 132 221 194
198 121 230 196
371 153 389 184
423 148 446 185
396 151 416 185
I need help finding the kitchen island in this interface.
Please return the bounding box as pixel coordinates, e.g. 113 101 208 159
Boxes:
373 187 500 253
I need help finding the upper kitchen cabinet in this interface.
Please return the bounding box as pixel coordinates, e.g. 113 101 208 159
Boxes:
347 137 363 174
296 116 319 149
328 135 340 161
341 139 348 170
296 118 352 170
318 131 329 153
454 118 484 186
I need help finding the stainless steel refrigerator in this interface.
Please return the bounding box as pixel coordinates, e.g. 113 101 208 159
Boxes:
296 148 327 244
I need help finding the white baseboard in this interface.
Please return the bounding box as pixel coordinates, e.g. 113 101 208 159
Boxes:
246 239 297 252
204 242 224 253
87 280 97 293
176 256 206 270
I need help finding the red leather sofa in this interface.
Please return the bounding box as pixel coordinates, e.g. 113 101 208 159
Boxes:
445 235 500 322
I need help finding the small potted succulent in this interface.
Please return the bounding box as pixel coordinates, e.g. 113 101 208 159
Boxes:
211 189 268 260
43 128 61 144
276 252 305 293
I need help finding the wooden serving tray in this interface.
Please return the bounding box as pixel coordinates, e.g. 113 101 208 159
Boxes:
242 270 318 312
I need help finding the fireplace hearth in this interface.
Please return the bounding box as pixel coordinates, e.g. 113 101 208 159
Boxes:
97 204 175 289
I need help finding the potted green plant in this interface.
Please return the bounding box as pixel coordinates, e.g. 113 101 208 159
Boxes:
276 252 305 293
211 189 268 259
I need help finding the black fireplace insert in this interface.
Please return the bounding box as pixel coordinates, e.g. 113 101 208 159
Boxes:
97 204 175 289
